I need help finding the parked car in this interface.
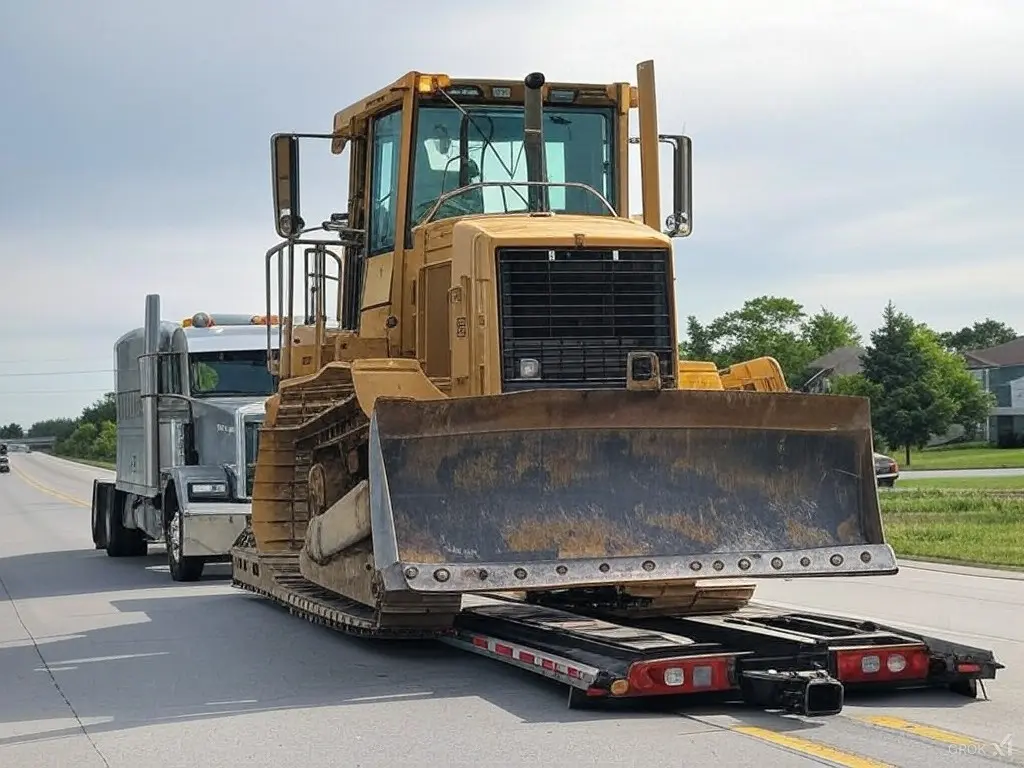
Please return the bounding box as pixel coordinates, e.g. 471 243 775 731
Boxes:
874 451 899 487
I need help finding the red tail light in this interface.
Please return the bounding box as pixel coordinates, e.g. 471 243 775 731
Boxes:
834 645 929 683
625 654 737 696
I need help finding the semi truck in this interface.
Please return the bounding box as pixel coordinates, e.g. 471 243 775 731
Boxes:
90 306 280 581
229 59 1003 715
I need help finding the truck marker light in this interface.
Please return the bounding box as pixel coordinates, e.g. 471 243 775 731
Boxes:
627 654 736 695
663 667 684 686
886 654 907 673
465 632 591 684
834 646 930 683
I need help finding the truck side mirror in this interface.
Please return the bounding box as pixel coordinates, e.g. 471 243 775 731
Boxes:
272 134 303 239
659 134 692 238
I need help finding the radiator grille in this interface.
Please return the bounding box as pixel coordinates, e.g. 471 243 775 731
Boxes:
496 247 674 388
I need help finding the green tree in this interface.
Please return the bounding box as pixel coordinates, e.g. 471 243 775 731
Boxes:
704 295 815 381
861 302 952 466
27 417 78 441
678 315 715 360
829 373 882 400
938 319 1016 353
92 421 117 462
800 308 861 359
57 422 99 459
80 392 115 427
0 422 24 439
914 325 993 439
677 297 862 384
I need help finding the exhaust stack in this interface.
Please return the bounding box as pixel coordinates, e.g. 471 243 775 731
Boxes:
523 72 548 212
142 293 161 493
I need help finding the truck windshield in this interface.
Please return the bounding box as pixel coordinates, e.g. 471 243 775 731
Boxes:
189 350 276 398
408 104 615 228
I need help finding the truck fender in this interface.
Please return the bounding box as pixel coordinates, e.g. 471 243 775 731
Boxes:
164 465 233 517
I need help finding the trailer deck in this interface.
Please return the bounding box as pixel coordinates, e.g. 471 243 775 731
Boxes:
231 547 1003 716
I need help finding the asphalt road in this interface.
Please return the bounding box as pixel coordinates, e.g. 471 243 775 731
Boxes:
2 453 1022 768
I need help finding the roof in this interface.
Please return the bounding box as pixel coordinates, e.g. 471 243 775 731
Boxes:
806 345 866 375
964 336 1024 368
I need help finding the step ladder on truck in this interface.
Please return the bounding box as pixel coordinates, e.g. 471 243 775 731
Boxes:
228 59 1003 717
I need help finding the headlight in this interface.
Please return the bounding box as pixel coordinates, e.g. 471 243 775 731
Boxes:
519 358 540 379
189 481 228 498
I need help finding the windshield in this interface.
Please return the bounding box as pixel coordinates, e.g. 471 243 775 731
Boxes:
409 105 615 227
188 350 276 398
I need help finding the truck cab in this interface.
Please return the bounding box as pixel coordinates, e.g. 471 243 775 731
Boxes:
91 301 281 581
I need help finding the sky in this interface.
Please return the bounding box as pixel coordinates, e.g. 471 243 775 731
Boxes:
0 0 1021 427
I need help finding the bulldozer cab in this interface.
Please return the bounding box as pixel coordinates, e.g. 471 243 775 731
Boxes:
248 61 897 608
263 62 691 382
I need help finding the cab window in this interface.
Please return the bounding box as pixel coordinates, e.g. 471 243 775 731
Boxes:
368 110 403 255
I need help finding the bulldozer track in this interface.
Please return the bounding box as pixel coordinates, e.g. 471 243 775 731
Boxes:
231 545 447 640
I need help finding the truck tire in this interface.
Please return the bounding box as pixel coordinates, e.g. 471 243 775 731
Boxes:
105 493 148 558
165 504 205 582
91 502 107 550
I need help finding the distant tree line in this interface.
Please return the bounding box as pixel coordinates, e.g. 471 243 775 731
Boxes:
679 297 1015 466
6 393 117 463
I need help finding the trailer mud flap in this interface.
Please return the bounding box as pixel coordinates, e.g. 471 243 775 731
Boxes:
366 388 896 595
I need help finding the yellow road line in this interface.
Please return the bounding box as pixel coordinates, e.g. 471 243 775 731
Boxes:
731 726 895 768
10 463 90 508
857 715 982 747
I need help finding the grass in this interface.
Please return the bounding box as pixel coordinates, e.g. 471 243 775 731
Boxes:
898 475 1024 490
60 456 115 470
901 443 1024 471
880 489 1024 568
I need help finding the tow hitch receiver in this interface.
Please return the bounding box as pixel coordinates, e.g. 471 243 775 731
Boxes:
741 668 845 717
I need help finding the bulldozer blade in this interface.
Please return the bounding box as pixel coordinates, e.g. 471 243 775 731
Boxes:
366 388 897 596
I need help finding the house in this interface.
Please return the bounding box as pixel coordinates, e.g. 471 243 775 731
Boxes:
801 345 866 393
963 337 1024 447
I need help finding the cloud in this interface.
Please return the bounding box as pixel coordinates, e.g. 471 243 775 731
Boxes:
0 0 1021 425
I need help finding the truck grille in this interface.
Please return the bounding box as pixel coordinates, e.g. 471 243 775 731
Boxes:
496 247 674 389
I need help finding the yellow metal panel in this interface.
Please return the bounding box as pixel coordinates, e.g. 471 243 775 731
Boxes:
636 60 661 232
361 252 394 309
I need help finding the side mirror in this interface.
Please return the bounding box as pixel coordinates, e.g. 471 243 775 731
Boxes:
272 134 303 239
659 134 692 237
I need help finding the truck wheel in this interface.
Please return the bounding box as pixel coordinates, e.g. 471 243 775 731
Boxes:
165 506 205 582
91 502 107 550
105 494 148 558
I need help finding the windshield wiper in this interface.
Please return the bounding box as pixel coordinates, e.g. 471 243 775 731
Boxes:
436 90 530 210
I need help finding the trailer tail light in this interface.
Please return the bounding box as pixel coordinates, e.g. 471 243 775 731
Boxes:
625 654 736 696
834 645 930 683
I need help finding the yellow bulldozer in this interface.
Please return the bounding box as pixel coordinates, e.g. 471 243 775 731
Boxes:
230 60 895 639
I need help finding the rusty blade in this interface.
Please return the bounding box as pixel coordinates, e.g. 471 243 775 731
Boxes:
365 388 896 595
